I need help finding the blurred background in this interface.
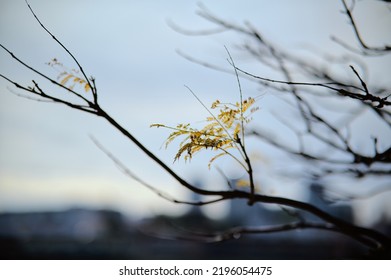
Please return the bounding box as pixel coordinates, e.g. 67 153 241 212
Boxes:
0 0 390 259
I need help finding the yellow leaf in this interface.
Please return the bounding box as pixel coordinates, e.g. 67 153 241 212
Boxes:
236 179 250 188
150 123 165 128
60 74 73 86
84 83 91 92
211 100 220 109
233 123 241 139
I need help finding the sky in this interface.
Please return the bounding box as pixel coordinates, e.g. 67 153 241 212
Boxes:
1 0 390 223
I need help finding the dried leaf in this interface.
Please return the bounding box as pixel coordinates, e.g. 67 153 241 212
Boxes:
236 179 250 188
60 74 73 86
84 83 91 92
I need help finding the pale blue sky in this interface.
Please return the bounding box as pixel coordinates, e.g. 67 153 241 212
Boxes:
1 0 390 223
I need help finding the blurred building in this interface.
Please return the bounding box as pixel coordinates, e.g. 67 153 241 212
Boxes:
0 181 388 259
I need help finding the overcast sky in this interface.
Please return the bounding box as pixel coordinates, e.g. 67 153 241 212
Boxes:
1 0 390 223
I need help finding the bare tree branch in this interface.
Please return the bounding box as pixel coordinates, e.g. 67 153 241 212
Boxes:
1 0 390 254
90 136 226 207
331 0 391 55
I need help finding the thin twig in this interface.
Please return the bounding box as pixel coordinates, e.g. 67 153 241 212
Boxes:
25 0 96 96
90 135 225 206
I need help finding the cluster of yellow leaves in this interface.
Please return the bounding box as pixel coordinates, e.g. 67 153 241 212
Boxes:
151 97 258 169
210 97 258 139
47 58 91 93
